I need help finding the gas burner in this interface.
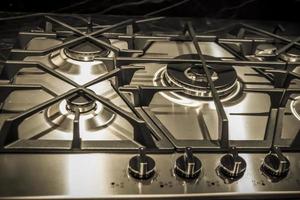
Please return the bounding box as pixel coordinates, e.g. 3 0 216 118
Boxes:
254 44 300 62
162 54 240 99
66 92 97 113
49 37 113 84
46 91 115 132
64 36 111 61
291 96 300 120
279 48 300 63
254 44 277 58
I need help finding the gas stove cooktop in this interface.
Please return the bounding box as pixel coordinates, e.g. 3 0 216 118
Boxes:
0 15 300 199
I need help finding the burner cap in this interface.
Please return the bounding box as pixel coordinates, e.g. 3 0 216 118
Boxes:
255 44 277 57
66 92 97 113
254 44 300 62
46 91 115 132
164 54 238 98
64 36 111 61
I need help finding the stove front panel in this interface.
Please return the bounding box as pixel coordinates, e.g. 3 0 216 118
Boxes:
0 153 299 199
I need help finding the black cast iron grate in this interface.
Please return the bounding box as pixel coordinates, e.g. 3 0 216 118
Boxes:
0 15 299 153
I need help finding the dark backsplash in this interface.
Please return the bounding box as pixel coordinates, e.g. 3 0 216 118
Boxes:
0 0 299 21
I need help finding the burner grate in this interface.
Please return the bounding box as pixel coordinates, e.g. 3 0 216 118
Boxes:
0 15 299 153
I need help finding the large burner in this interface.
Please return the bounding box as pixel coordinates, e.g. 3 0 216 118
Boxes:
163 54 239 99
46 91 115 132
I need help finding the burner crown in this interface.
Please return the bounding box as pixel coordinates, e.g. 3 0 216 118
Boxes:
66 92 97 113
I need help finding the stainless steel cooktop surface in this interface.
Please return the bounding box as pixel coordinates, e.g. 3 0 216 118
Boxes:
0 16 299 199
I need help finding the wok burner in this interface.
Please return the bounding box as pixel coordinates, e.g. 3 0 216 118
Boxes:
154 54 242 103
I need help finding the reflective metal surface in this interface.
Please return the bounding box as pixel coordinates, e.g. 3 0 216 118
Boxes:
3 37 136 143
46 99 115 132
279 49 300 63
3 40 299 146
131 41 280 141
291 96 300 120
1 35 300 199
162 54 239 99
27 37 123 85
0 153 299 199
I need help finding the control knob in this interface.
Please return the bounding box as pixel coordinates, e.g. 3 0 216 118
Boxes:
218 146 246 179
261 147 290 178
128 147 155 179
174 147 202 179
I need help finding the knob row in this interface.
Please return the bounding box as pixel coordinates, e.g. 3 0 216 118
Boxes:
128 147 290 181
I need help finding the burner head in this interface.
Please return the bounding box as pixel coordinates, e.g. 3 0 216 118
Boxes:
49 36 113 85
184 65 219 82
66 92 97 113
46 91 115 132
254 44 300 62
64 36 111 61
255 44 277 57
279 48 300 63
163 54 239 99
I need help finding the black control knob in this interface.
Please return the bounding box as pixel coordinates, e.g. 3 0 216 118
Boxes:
174 147 202 179
218 147 246 179
128 147 155 179
261 147 290 177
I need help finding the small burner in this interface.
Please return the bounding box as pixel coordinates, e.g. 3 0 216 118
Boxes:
46 91 115 131
279 48 300 63
64 36 111 61
163 54 239 99
66 93 97 113
255 44 277 57
49 36 113 84
254 44 300 62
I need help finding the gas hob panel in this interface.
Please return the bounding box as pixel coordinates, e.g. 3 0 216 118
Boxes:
0 15 300 200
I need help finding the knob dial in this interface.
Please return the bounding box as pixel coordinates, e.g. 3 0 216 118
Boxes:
218 147 246 179
174 147 202 179
261 147 290 177
128 147 155 179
